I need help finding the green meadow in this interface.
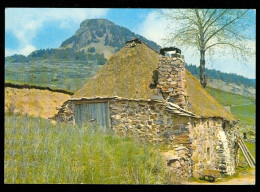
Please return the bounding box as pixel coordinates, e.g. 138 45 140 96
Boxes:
206 87 255 126
4 115 171 184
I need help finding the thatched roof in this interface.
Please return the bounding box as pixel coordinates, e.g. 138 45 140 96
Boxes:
73 41 235 121
73 42 159 100
185 71 235 121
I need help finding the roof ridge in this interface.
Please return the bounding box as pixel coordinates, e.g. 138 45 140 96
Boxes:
126 36 159 54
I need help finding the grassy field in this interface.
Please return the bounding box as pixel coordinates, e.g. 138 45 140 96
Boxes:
244 141 255 158
4 115 172 184
206 87 255 126
5 60 101 92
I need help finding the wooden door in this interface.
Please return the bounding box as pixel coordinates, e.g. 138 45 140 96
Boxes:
74 102 110 132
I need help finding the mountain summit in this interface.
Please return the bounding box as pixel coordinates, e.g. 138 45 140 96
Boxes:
60 19 161 58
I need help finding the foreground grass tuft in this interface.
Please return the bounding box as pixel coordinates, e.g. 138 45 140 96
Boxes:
5 115 168 184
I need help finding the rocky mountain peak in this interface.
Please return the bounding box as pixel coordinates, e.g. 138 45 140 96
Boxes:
60 19 161 58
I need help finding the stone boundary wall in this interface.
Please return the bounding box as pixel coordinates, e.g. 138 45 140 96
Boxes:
109 99 193 180
157 56 187 109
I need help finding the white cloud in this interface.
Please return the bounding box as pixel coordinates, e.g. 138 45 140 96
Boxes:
136 11 168 46
19 45 37 56
5 45 36 57
5 48 17 57
5 8 109 55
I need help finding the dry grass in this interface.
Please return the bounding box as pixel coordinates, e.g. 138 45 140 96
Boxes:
5 87 71 119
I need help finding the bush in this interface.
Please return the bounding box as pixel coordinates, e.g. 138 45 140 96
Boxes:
87 47 96 53
4 115 168 184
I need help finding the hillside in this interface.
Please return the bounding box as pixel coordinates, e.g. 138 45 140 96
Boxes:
206 87 255 127
59 19 161 58
5 19 161 92
5 59 101 92
207 79 255 98
185 64 255 98
5 86 71 119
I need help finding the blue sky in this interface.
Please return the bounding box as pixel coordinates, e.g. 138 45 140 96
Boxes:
5 8 256 78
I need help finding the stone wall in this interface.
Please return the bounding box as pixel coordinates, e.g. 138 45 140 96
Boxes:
109 99 192 149
53 100 74 124
162 146 192 180
157 55 187 109
109 99 238 179
189 118 238 178
109 99 194 180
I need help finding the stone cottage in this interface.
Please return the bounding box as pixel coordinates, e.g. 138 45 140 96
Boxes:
54 38 240 179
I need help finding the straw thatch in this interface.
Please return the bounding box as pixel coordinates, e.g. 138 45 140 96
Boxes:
185 71 235 121
73 41 235 121
73 43 158 100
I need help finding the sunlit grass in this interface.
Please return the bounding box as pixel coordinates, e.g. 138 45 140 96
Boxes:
4 115 169 184
206 87 255 126
244 141 255 159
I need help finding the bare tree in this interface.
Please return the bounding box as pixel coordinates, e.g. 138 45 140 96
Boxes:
160 9 254 88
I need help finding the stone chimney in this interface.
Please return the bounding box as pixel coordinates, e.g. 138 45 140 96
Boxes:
157 47 187 109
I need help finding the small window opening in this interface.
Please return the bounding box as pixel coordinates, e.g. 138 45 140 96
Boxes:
207 147 210 160
222 122 226 129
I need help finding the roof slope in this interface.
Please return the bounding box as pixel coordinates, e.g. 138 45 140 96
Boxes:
73 42 235 121
73 43 159 100
185 71 235 121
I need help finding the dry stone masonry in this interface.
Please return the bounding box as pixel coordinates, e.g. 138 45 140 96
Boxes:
53 100 74 123
157 55 187 109
189 118 238 178
109 99 193 148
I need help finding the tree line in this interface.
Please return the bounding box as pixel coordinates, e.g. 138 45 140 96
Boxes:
186 64 255 88
6 48 107 65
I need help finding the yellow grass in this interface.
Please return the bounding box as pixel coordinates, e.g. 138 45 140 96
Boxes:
5 87 71 119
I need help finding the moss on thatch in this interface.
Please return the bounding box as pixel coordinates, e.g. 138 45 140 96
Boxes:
186 70 236 121
73 42 235 121
73 43 159 100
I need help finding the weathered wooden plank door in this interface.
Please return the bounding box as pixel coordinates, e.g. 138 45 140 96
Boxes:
74 102 110 132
